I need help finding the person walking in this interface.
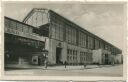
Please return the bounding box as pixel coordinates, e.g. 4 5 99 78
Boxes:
64 61 67 68
84 63 86 69
44 59 48 69
38 56 41 66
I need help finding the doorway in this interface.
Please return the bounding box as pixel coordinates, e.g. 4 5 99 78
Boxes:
105 54 109 64
56 47 62 64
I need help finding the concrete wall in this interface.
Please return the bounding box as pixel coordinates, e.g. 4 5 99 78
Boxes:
92 49 114 64
48 38 66 64
62 42 68 63
48 38 93 64
92 49 102 64
114 54 123 64
48 38 122 65
102 49 112 64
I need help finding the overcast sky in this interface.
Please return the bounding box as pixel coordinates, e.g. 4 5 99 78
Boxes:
4 2 125 50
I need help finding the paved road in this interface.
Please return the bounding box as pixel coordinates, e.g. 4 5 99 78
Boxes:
5 64 123 77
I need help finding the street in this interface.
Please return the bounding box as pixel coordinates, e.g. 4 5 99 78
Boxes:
5 64 123 77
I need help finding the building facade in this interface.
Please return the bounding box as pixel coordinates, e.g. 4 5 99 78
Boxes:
4 17 46 66
48 10 122 65
4 8 122 66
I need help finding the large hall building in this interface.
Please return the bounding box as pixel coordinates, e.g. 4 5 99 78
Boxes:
4 8 122 67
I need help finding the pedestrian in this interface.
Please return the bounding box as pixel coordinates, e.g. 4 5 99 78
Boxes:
97 63 101 68
84 63 86 69
112 61 115 66
43 49 48 69
44 59 48 69
64 61 67 68
38 56 41 66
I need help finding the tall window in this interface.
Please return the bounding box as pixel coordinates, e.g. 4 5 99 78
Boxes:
55 23 59 40
16 23 23 32
68 28 71 43
79 32 81 46
95 39 100 49
5 18 10 28
88 36 91 49
51 21 64 41
22 25 28 33
84 34 87 47
100 41 105 49
79 32 87 48
66 26 69 42
51 22 56 38
10 21 17 29
65 24 77 45
59 24 64 41
90 37 93 49
28 27 33 34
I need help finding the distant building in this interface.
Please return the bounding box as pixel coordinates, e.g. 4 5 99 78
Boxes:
4 8 122 67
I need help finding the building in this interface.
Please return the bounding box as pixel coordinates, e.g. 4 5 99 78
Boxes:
4 8 122 67
4 17 46 66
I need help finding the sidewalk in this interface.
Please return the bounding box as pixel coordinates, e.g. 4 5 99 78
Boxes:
5 64 123 76
5 64 120 70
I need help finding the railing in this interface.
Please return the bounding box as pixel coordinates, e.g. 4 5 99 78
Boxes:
5 27 45 42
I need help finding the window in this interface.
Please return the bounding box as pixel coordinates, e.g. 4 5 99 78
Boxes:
95 39 99 49
5 18 10 28
67 56 69 61
67 49 70 54
55 24 59 40
79 32 82 46
22 25 26 33
52 21 64 41
65 25 77 44
75 51 77 56
73 56 75 60
105 44 108 50
87 36 90 49
70 50 72 55
68 28 71 43
26 26 29 33
28 27 33 34
52 22 56 38
52 22 64 41
66 26 69 42
59 25 64 41
79 32 87 48
73 50 75 55
73 29 77 44
70 56 72 60
84 34 87 47
90 37 94 49
16 23 23 32
10 21 17 29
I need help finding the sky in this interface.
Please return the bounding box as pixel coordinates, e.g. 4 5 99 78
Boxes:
4 2 125 50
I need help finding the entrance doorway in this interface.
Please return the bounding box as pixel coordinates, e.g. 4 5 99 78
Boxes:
105 54 109 64
56 47 62 64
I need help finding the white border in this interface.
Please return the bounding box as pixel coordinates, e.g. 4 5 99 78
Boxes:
0 1 127 81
